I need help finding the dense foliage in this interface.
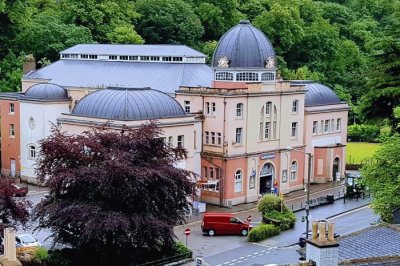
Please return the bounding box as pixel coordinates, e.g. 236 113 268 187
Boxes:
247 224 280 242
33 123 194 265
0 177 31 233
361 135 400 223
257 194 296 231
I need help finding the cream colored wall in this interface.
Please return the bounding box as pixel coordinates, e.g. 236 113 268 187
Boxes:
22 80 43 92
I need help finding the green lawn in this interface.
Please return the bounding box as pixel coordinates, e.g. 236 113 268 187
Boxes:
346 142 381 164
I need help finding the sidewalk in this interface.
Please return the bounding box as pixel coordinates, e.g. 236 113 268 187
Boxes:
184 180 347 224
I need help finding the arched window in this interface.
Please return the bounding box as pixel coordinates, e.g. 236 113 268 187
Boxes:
235 170 243 192
215 72 233 81
290 161 297 181
292 100 299 113
236 103 243 117
29 145 36 159
261 72 275 81
265 102 272 116
236 72 258 81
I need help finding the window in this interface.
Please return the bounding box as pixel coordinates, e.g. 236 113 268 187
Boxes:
235 128 243 144
173 57 183 62
162 56 172 61
71 54 78 59
161 137 166 144
236 72 258 81
236 103 243 117
235 170 243 192
109 55 117 60
291 122 298 137
129 56 138 61
184 101 191 114
61 54 70 59
150 56 159 61
212 102 216 114
313 121 318 135
141 56 150 61
261 72 275 81
209 167 214 179
290 161 297 181
320 120 324 133
292 100 299 113
217 133 222 145
120 55 129 60
264 122 270 139
324 120 330 132
9 103 14 113
216 168 220 179
331 119 335 132
9 124 15 137
81 54 89 59
265 102 272 116
282 170 288 183
89 55 97 59
168 136 173 147
177 135 184 147
29 145 36 159
203 166 208 178
211 132 216 145
205 102 210 115
336 118 341 131
215 72 234 81
205 131 209 144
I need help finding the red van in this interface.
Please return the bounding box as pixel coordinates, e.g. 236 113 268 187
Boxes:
201 213 252 236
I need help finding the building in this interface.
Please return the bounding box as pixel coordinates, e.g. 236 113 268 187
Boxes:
0 20 349 206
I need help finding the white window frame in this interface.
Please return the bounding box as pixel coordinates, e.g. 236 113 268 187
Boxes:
9 124 15 137
168 136 173 147
9 103 14 114
235 128 243 144
212 102 216 114
184 101 191 114
324 120 330 133
205 102 210 115
211 132 216 145
29 145 36 159
265 102 272 116
261 72 275 81
291 122 298 138
336 118 341 131
264 122 270 139
205 131 209 144
236 103 243 117
217 133 222 145
313 121 318 135
215 72 234 81
177 135 184 147
292 100 299 113
235 170 243 192
290 161 297 181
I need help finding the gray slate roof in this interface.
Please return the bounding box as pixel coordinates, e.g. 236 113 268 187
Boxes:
24 60 212 93
61 44 206 57
212 20 276 68
25 83 68 99
72 87 186 120
291 81 341 107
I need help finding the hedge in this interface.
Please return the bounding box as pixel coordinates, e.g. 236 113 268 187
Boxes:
264 210 296 231
257 194 281 213
248 224 280 242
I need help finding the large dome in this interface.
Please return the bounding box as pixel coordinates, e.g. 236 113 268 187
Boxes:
72 87 186 120
212 20 276 69
292 82 341 107
25 83 68 99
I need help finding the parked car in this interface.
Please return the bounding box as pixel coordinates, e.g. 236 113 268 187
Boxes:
12 184 28 197
201 213 252 236
15 234 41 248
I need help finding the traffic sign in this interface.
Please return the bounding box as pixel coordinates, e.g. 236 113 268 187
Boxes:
184 228 191 236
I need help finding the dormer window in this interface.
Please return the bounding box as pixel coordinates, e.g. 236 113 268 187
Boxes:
236 72 258 81
109 55 117 60
215 72 234 81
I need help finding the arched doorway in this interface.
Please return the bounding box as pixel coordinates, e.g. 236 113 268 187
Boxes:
332 157 340 181
259 163 274 195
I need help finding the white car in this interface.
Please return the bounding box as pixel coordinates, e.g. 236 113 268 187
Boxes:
16 234 42 248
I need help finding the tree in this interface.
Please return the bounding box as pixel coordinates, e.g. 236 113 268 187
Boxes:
0 51 24 92
0 178 31 234
107 25 144 44
361 135 400 222
34 123 194 265
136 0 204 46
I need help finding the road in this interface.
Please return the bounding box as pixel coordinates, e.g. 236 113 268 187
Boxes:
176 197 376 266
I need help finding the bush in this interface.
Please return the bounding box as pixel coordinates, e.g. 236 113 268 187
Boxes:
264 210 296 231
347 124 380 142
247 224 280 242
33 247 48 265
257 194 281 213
174 242 191 256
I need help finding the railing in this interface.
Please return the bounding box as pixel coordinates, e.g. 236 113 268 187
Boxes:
136 251 192 266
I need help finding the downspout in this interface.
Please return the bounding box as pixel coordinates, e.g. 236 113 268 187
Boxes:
221 97 227 207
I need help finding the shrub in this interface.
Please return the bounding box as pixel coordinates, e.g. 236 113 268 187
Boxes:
248 224 280 242
264 210 296 231
347 124 380 142
257 194 281 213
33 247 48 264
174 241 191 256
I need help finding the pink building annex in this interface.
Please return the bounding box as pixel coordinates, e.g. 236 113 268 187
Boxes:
0 20 349 207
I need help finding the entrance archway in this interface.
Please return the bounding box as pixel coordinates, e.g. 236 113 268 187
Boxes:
332 157 340 181
259 163 274 195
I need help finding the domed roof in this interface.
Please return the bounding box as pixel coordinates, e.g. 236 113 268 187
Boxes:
72 87 186 120
25 83 68 99
294 82 341 107
212 20 276 69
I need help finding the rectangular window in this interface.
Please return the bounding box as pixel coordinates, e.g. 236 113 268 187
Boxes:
184 101 191 114
109 55 117 60
265 102 272 115
313 121 318 135
331 119 335 132
80 54 89 59
217 133 222 145
162 56 172 61
177 135 184 147
141 56 150 61
203 166 208 178
211 132 216 145
71 54 78 59
324 120 330 132
336 118 341 131
291 122 298 137
292 100 298 113
212 102 216 114
150 56 159 61
236 103 243 117
161 137 166 145
9 103 14 113
173 57 183 62
235 128 243 144
209 167 214 179
216 168 220 179
129 56 138 61
120 55 129 60
205 131 209 144
205 102 210 115
168 136 173 147
9 124 15 137
89 55 97 59
264 122 270 139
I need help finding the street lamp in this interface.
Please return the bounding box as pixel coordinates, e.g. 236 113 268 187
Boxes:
285 147 312 239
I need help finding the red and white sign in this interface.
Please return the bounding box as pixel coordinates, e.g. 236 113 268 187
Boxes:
184 228 191 236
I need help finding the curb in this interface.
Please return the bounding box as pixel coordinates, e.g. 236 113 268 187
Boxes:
325 203 370 220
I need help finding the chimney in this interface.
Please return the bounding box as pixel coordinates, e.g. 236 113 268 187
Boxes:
306 221 339 266
23 54 36 74
0 227 22 266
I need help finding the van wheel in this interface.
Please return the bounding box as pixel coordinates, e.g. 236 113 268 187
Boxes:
241 229 248 236
208 229 215 236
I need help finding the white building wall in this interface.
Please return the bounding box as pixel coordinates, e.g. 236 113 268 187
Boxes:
20 101 70 183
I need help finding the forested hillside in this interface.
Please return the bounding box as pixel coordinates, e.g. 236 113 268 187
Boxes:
0 0 398 127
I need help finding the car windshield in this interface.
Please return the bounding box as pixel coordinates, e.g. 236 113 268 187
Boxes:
19 235 36 243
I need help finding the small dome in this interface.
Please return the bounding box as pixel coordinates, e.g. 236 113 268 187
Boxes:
72 87 186 120
212 20 276 69
297 82 341 107
25 83 68 99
